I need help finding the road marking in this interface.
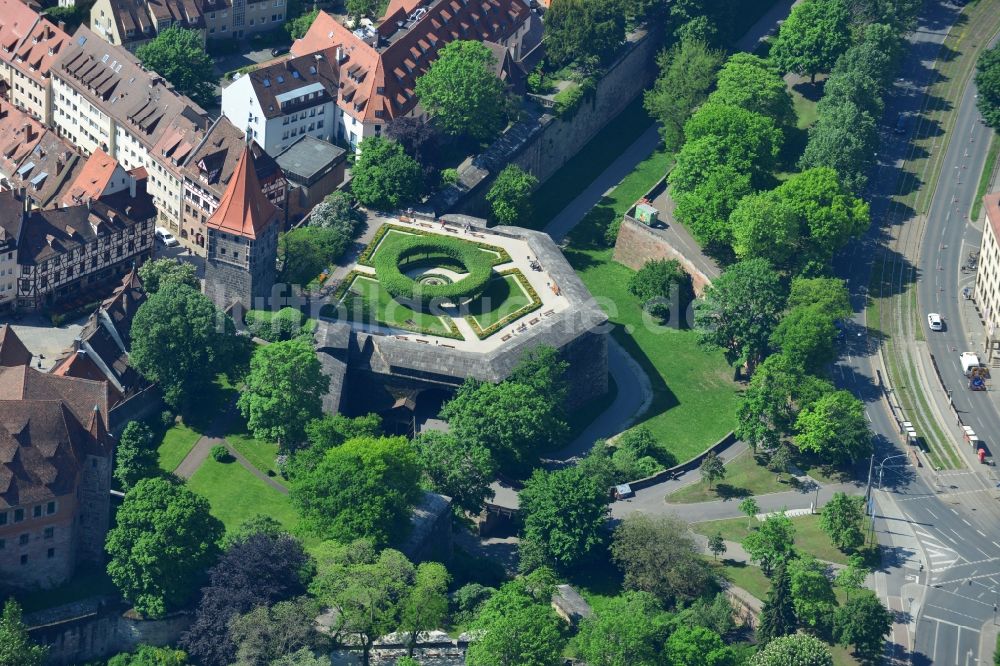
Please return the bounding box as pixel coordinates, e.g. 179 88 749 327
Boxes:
962 519 972 526
993 541 1000 549
978 529 987 537
926 603 988 623
927 508 938 519
952 509 960 515
923 614 980 630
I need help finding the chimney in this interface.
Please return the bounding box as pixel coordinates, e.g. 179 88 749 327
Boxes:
58 20 66 31
45 233 55 246
335 47 341 62
22 123 32 141
128 175 136 198
64 224 75 237
55 157 64 175
86 197 92 210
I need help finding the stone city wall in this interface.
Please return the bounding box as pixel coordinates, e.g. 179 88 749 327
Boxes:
612 217 716 296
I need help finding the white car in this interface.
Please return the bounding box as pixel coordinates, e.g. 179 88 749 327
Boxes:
155 227 180 247
927 313 943 331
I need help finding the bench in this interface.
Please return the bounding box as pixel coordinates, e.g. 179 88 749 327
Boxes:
529 318 540 325
543 309 554 317
416 339 430 344
502 334 512 341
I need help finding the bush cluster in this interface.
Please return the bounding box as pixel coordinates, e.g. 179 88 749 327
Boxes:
373 236 495 307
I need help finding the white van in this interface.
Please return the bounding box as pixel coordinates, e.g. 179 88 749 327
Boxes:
155 227 180 247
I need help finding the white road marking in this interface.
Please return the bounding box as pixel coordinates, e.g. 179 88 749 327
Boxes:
977 530 987 537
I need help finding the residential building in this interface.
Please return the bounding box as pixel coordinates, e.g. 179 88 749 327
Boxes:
975 192 1000 366
149 111 204 232
52 268 148 408
0 0 71 124
0 174 156 311
0 100 84 209
221 47 339 156
0 325 113 589
203 142 278 310
180 116 284 252
50 26 210 229
0 216 16 309
290 0 540 149
90 0 205 51
204 0 287 39
274 135 346 221
60 148 132 207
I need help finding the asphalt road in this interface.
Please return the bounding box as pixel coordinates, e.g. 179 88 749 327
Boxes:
829 0 1000 663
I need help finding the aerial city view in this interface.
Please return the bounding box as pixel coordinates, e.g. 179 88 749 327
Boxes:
1 0 1000 663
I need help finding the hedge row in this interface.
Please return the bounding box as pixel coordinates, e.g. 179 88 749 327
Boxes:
374 235 495 307
465 269 543 340
358 223 512 267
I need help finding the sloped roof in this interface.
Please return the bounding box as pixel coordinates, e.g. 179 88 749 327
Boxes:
9 12 70 84
0 325 32 367
181 116 281 200
60 148 120 207
0 101 45 177
205 143 279 239
290 0 532 124
242 47 339 120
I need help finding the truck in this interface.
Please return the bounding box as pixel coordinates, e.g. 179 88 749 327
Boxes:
961 351 989 390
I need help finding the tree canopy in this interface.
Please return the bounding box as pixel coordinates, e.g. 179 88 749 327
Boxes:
414 40 509 142
519 466 609 572
351 137 423 210
681 103 783 188
544 0 625 70
114 421 158 492
290 436 422 546
709 53 795 129
750 633 833 666
136 28 215 107
976 43 1000 129
106 477 224 617
795 390 871 464
130 283 237 410
611 513 712 603
487 164 538 225
787 555 837 632
415 431 496 514
644 37 724 152
0 599 46 666
237 339 329 450
695 258 786 372
572 592 672 666
138 258 199 294
770 0 852 82
742 512 796 575
286 8 318 39
820 492 866 551
664 625 737 666
833 590 892 661
228 597 322 666
757 562 797 645
278 226 352 286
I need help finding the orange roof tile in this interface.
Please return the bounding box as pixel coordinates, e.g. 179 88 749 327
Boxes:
60 149 119 207
205 142 278 239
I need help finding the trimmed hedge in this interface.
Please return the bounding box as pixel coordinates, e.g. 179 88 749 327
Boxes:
359 224 512 267
465 269 543 339
373 235 495 307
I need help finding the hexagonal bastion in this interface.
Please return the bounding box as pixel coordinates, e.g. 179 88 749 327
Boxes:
315 214 609 417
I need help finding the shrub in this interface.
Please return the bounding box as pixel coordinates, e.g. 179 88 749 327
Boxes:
553 78 594 118
210 445 230 462
373 235 495 307
244 308 306 342
160 410 176 428
440 168 460 187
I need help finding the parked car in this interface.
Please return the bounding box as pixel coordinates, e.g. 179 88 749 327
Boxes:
894 113 908 134
155 227 180 247
271 46 290 57
927 312 943 331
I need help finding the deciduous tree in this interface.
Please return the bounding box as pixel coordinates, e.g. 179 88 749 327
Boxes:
695 258 786 372
138 258 199 294
544 0 625 69
627 259 691 319
113 421 158 492
835 555 870 601
414 40 509 142
519 466 609 572
833 590 892 661
699 451 726 489
130 284 237 410
976 44 1000 129
290 436 421 546
664 626 736 666
798 99 877 194
136 28 215 107
750 633 833 666
770 0 852 83
238 339 329 450
572 592 672 666
107 645 189 666
740 497 760 528
228 597 322 666
611 514 712 603
487 165 538 225
709 53 795 129
400 563 451 656
278 226 352 286
351 137 423 210
0 598 47 666
682 103 783 188
644 37 725 151
415 431 496 514
787 555 838 632
820 492 866 551
106 478 224 618
730 190 800 267
286 8 318 38
795 390 871 464
742 512 796 575
708 532 727 560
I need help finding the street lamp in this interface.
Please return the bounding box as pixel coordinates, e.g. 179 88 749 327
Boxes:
878 453 911 490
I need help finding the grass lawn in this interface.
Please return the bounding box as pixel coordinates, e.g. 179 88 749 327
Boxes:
227 427 280 476
14 566 119 614
668 449 792 503
343 275 456 337
562 145 739 463
156 423 200 473
971 132 999 221
691 513 853 565
187 457 298 534
529 98 656 229
367 227 506 266
466 273 532 329
710 558 771 601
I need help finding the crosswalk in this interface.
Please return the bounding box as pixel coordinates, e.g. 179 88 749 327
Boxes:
914 528 963 574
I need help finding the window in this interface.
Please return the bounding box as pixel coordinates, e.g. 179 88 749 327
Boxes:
44 527 54 539
0 539 4 550
0 511 6 526
32 505 42 518
46 501 55 515
20 554 27 565
19 534 28 545
13 508 23 523
47 548 55 559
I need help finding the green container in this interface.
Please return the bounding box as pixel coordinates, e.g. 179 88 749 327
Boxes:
635 203 658 226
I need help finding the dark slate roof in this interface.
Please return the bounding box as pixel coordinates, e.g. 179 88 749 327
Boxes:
0 325 32 367
274 135 346 184
181 117 282 200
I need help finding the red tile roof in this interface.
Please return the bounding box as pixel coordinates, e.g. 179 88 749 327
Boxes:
60 148 119 207
205 142 278 239
290 0 531 125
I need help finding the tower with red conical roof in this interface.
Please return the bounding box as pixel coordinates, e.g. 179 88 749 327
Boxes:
203 142 280 311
